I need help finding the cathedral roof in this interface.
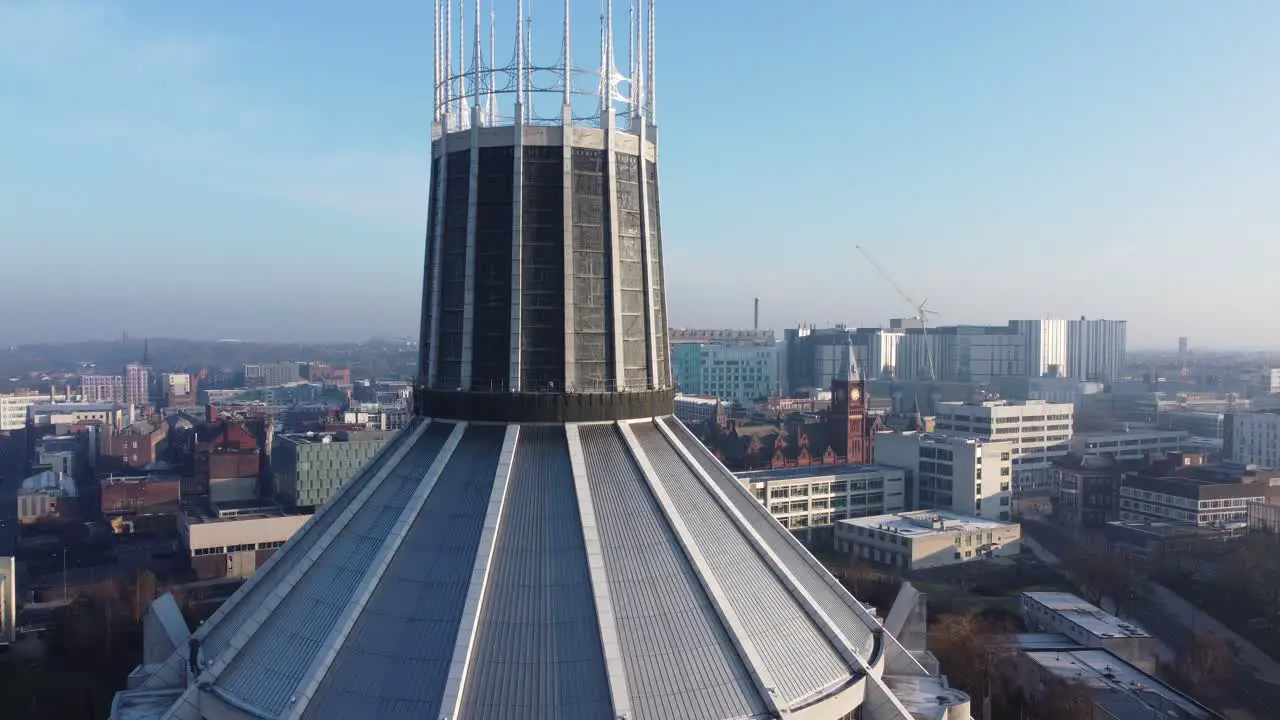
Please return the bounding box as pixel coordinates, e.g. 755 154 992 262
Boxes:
136 416 909 719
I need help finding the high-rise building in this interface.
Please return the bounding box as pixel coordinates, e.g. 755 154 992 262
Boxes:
1067 317 1127 383
113 4 959 718
124 363 150 406
81 374 126 403
1012 318 1069 378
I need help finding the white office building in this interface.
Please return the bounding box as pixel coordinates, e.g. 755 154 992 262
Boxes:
934 399 1074 491
1068 429 1189 461
674 343 779 406
0 392 43 432
1226 410 1280 468
874 431 1015 521
736 463 906 545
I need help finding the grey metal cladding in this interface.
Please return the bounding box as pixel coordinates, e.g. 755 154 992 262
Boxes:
215 422 455 714
300 424 505 720
459 425 611 720
630 422 851 705
200 422 427 661
661 417 878 658
577 424 767 720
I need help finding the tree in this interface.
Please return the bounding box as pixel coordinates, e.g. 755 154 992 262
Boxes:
928 613 1020 714
1175 632 1236 703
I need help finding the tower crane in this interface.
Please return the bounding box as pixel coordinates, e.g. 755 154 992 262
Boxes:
855 245 938 381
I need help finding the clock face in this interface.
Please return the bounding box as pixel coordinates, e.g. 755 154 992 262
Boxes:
850 388 861 402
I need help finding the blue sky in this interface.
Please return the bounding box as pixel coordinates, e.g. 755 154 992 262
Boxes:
1 1 1278 348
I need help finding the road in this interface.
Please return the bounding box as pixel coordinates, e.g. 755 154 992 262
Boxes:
1023 520 1280 717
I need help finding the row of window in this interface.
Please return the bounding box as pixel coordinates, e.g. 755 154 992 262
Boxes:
191 540 288 556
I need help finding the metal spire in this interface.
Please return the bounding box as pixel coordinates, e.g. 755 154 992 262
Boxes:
433 0 440 120
562 0 571 107
635 0 645 126
647 0 655 121
444 0 452 125
489 1 496 123
458 0 468 121
525 13 533 123
628 3 636 115
473 0 481 107
517 0 526 116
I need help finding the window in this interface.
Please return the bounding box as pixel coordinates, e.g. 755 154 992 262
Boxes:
1000 467 1010 476
1000 497 1010 506
1000 452 1011 461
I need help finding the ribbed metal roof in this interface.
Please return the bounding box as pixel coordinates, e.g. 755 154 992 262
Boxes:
156 416 895 719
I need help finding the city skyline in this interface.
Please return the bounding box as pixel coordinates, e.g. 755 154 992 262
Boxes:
3 1 1279 347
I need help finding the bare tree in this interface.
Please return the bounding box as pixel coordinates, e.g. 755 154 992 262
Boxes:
1175 632 1237 703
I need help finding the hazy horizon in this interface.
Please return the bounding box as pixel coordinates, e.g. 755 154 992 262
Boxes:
3 1 1278 347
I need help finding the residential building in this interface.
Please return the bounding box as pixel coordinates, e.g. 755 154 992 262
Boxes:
1068 428 1189 461
1020 592 1156 670
1013 645 1218 719
671 342 778 405
736 463 906 545
1225 410 1280 467
81 375 126 404
874 430 1014 520
124 363 150 406
272 430 395 510
0 391 44 432
100 421 168 473
933 399 1074 491
1067 317 1127 383
1118 473 1267 527
834 510 1023 571
178 501 310 580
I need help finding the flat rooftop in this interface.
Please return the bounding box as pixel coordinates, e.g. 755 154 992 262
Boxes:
841 510 1018 538
184 500 302 524
737 463 896 483
1023 592 1151 639
882 674 969 720
1023 648 1214 719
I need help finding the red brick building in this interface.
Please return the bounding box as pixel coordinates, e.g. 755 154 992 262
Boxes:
99 421 168 473
100 475 181 516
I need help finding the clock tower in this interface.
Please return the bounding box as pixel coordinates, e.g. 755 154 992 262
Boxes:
828 340 872 464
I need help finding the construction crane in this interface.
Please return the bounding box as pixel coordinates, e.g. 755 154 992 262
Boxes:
855 245 938 381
